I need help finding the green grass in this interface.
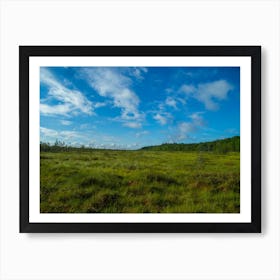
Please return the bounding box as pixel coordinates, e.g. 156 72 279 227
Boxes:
40 150 240 213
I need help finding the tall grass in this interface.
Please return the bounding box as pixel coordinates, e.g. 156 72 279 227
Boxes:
40 150 240 213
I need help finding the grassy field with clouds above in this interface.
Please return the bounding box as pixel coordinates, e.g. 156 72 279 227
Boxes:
40 66 240 213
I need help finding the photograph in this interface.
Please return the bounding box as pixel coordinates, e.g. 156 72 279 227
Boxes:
39 66 240 214
20 46 261 232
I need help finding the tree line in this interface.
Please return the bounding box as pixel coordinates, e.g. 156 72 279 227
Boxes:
140 136 240 153
40 140 94 152
40 136 240 153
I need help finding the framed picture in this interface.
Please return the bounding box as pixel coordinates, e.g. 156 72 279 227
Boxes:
20 46 261 233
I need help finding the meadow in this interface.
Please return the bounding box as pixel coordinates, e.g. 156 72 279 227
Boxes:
40 149 240 213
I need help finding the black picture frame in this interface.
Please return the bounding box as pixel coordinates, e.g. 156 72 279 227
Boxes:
20 46 261 233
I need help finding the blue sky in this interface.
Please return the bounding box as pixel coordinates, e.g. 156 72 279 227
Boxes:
40 66 240 149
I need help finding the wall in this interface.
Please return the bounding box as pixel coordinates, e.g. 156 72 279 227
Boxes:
0 0 279 279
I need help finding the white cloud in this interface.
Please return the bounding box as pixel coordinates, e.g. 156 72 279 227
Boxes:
40 103 72 116
136 130 149 138
180 80 233 110
180 84 196 94
173 112 205 142
165 97 177 109
177 122 195 141
61 131 81 139
153 113 170 125
93 102 107 109
139 67 148 73
40 126 82 142
151 98 175 126
126 67 148 80
80 68 144 126
177 97 187 105
165 88 174 94
60 120 72 126
40 127 59 138
123 122 142 129
102 135 120 143
40 68 93 116
190 112 205 126
63 78 73 87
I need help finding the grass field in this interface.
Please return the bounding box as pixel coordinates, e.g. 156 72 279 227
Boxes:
40 149 240 213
